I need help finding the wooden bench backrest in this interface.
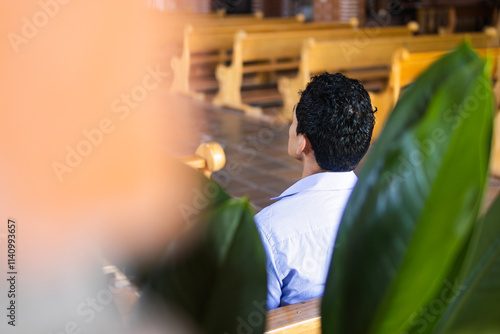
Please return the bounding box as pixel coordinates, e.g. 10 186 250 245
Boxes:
368 46 500 139
186 14 300 27
194 19 357 35
237 25 417 63
405 32 498 52
186 27 236 54
155 10 261 33
277 30 498 122
306 38 402 74
304 32 498 76
185 20 359 55
397 47 500 89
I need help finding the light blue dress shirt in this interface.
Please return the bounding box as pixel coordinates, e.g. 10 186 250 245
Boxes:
254 171 357 310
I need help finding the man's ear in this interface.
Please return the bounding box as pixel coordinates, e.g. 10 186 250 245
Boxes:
296 134 307 155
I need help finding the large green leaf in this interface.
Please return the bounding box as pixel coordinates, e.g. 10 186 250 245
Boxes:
322 43 494 334
134 177 267 334
403 193 500 334
437 193 500 333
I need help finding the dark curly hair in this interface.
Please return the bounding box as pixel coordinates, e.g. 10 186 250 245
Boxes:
296 72 376 172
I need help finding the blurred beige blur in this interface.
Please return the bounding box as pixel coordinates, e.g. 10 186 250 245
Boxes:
0 1 198 333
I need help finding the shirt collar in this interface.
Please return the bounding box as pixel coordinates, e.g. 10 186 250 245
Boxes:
271 171 357 200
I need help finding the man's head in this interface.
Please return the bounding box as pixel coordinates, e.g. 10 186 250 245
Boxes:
288 72 375 172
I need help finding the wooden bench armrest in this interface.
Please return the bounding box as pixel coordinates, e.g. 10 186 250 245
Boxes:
179 142 226 178
492 112 500 177
265 298 322 334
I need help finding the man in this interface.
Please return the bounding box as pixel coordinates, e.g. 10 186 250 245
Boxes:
254 73 376 309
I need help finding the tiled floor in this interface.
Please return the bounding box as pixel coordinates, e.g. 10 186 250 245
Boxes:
203 106 302 211
176 97 500 213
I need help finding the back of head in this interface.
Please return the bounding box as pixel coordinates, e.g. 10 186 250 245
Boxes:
296 72 376 172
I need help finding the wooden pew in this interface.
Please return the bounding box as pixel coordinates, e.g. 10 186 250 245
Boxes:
170 14 309 98
490 56 500 178
213 23 419 117
170 19 359 99
265 298 321 334
371 46 500 178
370 46 499 139
492 110 500 178
278 30 498 123
178 142 226 178
196 19 358 35
155 10 268 61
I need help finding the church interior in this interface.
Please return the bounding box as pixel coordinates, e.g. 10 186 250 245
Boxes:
2 0 500 333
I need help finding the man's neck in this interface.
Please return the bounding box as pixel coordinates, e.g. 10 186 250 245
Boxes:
301 155 328 179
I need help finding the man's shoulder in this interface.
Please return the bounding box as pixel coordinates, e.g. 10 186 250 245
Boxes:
254 194 298 227
254 197 288 230
254 178 354 239
254 191 316 234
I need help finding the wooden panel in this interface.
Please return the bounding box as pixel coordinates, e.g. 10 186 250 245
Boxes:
265 298 321 334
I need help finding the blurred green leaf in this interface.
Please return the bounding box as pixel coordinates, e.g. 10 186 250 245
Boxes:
119 168 232 288
322 43 494 334
135 176 267 334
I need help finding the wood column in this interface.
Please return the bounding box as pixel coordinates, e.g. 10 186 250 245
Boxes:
313 0 366 24
252 0 264 13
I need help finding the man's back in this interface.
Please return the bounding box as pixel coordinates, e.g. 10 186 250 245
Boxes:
254 171 357 309
253 73 375 309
